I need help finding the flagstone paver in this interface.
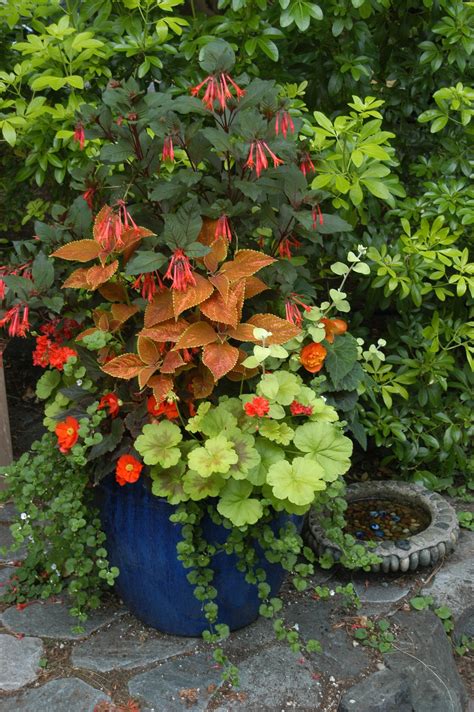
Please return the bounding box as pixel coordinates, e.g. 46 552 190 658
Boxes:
422 530 474 616
0 566 15 593
214 644 323 711
128 650 223 711
0 634 43 691
1 598 125 639
352 579 410 604
72 617 198 672
0 677 111 712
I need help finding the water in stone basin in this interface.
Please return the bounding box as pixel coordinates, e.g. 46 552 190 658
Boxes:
344 498 431 544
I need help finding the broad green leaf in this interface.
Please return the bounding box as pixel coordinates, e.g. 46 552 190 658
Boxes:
186 401 212 433
135 421 182 467
227 433 261 480
150 462 187 504
257 371 302 405
325 334 359 388
259 420 295 445
248 440 285 486
125 251 166 275
293 422 353 480
182 470 224 500
217 480 263 526
36 370 61 399
198 405 238 438
187 436 238 476
267 456 327 505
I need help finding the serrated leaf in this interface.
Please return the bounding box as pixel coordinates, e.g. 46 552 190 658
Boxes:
135 421 182 467
293 422 353 480
259 420 295 445
217 480 263 526
101 354 144 380
150 461 187 504
51 240 100 262
187 435 238 476
324 334 359 388
267 456 326 505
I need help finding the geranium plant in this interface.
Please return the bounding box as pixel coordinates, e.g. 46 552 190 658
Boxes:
1 39 379 673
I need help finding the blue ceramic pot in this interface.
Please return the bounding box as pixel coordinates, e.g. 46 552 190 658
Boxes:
99 476 303 636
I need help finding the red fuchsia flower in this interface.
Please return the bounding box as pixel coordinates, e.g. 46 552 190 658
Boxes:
278 235 301 259
245 140 284 178
191 73 245 111
275 109 295 138
290 400 313 416
55 417 80 453
244 396 270 417
312 204 324 229
162 136 175 163
164 249 196 292
215 215 232 242
0 304 30 337
285 294 311 326
115 455 143 486
73 122 85 150
132 272 164 303
82 188 95 209
0 279 5 300
147 395 179 420
95 200 138 252
98 393 120 418
299 153 315 177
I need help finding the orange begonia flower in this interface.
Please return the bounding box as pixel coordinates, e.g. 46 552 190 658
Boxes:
300 342 327 373
55 417 80 453
98 393 120 418
116 455 143 486
321 318 348 344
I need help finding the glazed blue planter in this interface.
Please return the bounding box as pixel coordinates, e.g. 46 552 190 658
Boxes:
99 476 302 636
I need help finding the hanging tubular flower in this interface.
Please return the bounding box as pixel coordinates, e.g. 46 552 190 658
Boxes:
0 304 30 338
300 342 327 373
116 455 143 486
82 188 95 209
191 73 245 111
73 122 85 150
321 317 348 343
164 249 196 292
55 417 80 453
278 235 301 259
98 393 121 418
290 400 313 416
244 396 270 417
95 200 139 252
0 278 6 300
132 272 164 303
299 153 315 177
245 140 284 178
162 136 175 162
215 215 232 242
285 294 311 326
275 109 295 138
312 204 324 229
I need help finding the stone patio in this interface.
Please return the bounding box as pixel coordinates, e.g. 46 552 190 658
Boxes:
0 504 472 711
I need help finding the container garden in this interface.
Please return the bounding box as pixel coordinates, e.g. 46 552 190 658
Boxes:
100 476 303 635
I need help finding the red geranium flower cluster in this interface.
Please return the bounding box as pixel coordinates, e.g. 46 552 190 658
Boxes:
290 400 313 416
244 396 270 417
33 335 77 370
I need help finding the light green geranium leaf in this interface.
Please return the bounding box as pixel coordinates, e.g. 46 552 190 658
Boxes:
187 435 238 477
259 420 294 445
185 401 212 433
227 433 261 480
135 421 182 467
258 371 302 405
36 370 61 400
217 480 263 527
182 470 225 500
198 404 238 438
261 485 312 515
150 462 187 504
267 456 327 505
297 387 339 422
268 404 286 419
293 422 353 480
247 440 285 486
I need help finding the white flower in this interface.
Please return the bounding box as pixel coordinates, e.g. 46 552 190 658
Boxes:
20 512 28 520
76 379 83 386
